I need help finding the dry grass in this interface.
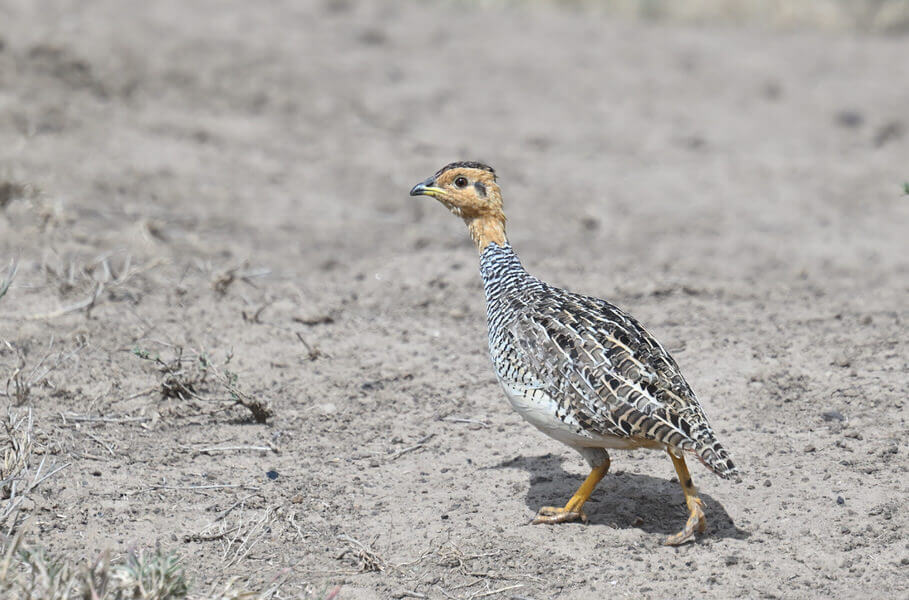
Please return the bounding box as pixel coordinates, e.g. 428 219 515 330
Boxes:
1 536 189 600
1 339 84 406
0 408 165 600
132 347 272 423
24 253 164 321
0 362 197 600
0 406 320 600
0 408 68 531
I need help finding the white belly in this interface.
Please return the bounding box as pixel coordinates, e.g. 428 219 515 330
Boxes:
497 377 642 450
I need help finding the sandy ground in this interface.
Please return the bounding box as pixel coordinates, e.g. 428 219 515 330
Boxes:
1 1 908 598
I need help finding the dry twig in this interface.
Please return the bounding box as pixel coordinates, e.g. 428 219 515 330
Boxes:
470 584 524 599
84 431 116 456
128 483 260 496
186 445 272 455
0 260 17 303
337 534 386 572
60 414 151 425
441 416 489 428
388 434 434 461
295 332 323 361
27 281 103 320
222 505 278 568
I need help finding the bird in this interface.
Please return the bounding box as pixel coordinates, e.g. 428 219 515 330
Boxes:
410 161 739 545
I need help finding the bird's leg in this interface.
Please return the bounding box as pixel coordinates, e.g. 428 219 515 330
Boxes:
664 451 707 546
532 456 610 524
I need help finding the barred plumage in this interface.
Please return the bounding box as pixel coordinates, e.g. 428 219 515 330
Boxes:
411 161 739 544
481 243 738 479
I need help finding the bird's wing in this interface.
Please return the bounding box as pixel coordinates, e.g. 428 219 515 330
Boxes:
504 287 714 451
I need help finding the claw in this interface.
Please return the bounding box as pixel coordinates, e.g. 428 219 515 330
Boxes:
532 505 588 525
663 529 695 546
663 498 707 546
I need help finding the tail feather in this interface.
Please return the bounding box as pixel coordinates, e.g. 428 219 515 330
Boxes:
695 438 741 482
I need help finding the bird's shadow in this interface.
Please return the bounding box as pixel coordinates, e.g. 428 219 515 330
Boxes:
490 453 749 542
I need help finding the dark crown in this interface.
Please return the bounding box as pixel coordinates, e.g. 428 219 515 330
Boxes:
435 161 496 181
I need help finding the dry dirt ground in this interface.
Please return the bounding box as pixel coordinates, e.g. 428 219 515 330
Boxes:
1 1 908 598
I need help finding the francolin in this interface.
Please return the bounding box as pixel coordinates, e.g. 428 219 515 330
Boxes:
410 161 738 545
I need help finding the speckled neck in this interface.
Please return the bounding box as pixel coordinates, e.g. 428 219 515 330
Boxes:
479 243 538 306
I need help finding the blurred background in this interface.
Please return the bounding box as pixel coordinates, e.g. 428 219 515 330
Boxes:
509 0 909 31
1 1 907 599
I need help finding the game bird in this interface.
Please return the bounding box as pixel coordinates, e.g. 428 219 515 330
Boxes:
410 161 739 545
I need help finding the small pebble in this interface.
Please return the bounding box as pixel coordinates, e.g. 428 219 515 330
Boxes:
835 110 863 128
837 496 845 505
832 355 851 368
803 444 816 453
822 410 845 422
764 480 772 487
266 470 279 480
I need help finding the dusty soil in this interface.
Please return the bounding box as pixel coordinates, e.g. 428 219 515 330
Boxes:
1 1 908 598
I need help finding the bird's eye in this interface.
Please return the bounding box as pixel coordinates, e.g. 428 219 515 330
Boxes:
454 176 468 188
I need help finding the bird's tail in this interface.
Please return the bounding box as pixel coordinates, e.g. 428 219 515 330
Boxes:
695 437 741 482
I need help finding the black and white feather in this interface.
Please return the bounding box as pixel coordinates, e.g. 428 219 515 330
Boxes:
480 243 738 479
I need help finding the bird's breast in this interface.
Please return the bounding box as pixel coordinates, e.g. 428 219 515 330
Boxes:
495 376 642 450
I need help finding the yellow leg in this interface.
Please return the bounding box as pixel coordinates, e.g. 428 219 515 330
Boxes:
663 451 707 545
532 455 610 524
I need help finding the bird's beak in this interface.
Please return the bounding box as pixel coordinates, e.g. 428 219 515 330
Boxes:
410 177 445 198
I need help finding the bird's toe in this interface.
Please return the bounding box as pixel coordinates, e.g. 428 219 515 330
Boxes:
531 506 588 525
663 502 707 545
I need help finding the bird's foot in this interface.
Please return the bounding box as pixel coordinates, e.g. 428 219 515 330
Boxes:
663 498 707 546
531 505 588 525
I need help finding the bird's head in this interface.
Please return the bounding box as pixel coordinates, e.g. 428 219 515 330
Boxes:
410 161 507 251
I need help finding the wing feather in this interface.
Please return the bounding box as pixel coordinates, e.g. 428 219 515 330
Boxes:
503 286 712 450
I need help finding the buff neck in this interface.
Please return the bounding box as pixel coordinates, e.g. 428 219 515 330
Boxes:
466 214 507 252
